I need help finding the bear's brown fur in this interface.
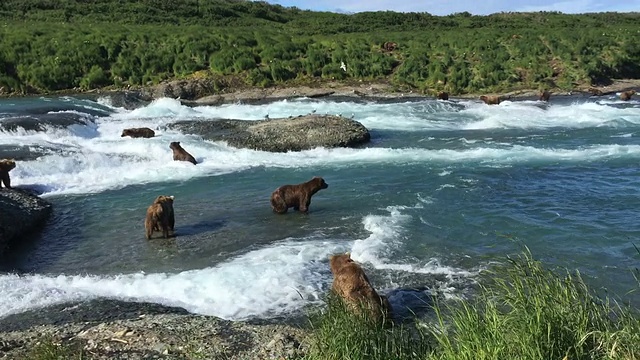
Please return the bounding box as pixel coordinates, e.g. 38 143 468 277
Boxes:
144 195 175 239
588 87 604 96
270 176 328 214
169 142 197 165
0 159 16 188
539 90 551 102
480 95 501 105
620 90 636 101
437 91 449 100
329 253 392 325
121 127 155 138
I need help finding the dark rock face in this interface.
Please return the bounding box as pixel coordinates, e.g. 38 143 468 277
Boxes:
170 115 371 152
0 188 53 255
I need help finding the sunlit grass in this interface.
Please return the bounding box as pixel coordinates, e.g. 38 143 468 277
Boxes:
304 248 640 360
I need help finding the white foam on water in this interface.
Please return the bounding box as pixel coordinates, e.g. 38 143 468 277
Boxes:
350 204 477 291
0 201 475 319
4 96 640 196
0 238 347 320
462 100 640 130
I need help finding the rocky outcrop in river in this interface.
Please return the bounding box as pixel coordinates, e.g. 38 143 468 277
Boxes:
0 188 52 255
170 114 371 152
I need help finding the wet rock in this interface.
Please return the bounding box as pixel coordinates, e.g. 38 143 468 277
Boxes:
170 114 371 152
0 188 52 256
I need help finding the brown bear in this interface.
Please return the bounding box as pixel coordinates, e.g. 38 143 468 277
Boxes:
0 159 16 188
480 95 501 105
121 127 155 138
620 90 636 101
539 90 551 102
144 195 175 239
329 253 392 325
169 142 197 165
437 91 449 100
270 176 328 214
588 87 604 96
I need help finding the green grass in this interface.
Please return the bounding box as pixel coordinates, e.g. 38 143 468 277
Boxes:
304 293 433 360
304 248 640 360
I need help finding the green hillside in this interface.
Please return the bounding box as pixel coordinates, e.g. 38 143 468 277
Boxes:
0 0 638 95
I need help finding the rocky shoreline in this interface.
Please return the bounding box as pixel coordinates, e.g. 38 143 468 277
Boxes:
0 300 311 359
77 78 640 108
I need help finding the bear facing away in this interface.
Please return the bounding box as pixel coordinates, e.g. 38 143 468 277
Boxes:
144 195 175 239
121 127 155 138
329 253 392 325
0 159 16 188
270 176 328 214
169 141 197 165
620 90 636 101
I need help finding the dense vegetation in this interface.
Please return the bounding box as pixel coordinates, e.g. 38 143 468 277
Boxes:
0 0 639 95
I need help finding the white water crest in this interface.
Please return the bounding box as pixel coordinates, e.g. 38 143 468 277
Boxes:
3 96 640 196
0 204 473 319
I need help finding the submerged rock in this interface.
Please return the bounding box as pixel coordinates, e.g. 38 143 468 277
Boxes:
0 188 53 255
170 114 371 152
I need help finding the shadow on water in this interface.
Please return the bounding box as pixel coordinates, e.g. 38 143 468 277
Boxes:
175 218 227 237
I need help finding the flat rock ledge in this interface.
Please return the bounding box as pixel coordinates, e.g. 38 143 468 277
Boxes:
0 188 52 255
170 114 371 152
0 300 310 360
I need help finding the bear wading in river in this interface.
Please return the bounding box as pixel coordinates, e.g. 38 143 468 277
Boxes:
270 176 328 214
144 195 175 239
169 141 197 165
620 90 636 101
0 159 16 189
329 252 392 325
480 95 501 105
121 127 155 138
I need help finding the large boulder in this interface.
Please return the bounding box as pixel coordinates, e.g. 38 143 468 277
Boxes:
169 114 371 152
0 189 52 255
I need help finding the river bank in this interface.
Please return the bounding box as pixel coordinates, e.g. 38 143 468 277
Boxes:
2 78 639 106
0 299 310 359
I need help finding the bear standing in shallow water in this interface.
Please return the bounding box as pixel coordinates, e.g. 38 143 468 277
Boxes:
620 90 636 101
169 142 197 165
270 176 328 214
329 253 392 325
0 159 16 188
144 195 175 239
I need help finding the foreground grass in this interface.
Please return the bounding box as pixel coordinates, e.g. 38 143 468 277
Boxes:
305 250 640 360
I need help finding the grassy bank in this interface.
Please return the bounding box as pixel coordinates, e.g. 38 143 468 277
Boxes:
305 249 640 360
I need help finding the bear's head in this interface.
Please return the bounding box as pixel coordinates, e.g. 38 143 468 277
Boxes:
121 129 132 137
312 176 329 190
329 252 353 274
0 159 16 171
154 195 175 205
169 142 181 150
